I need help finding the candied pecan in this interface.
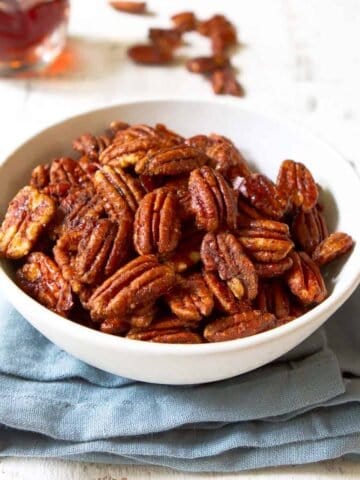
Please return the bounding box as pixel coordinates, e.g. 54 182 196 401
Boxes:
203 271 251 314
163 176 192 220
207 134 251 180
254 255 293 278
204 310 276 342
0 186 56 259
100 317 130 335
167 229 203 272
134 188 181 255
292 206 328 253
30 164 50 190
93 165 145 218
189 166 237 232
88 255 176 319
197 14 237 54
72 133 112 160
135 145 208 176
237 219 294 262
186 55 229 74
166 273 214 322
256 279 291 320
109 1 146 14
53 228 84 293
201 232 258 300
277 160 318 212
171 11 197 32
100 137 160 169
286 251 327 305
237 173 288 219
211 69 244 97
154 123 184 145
127 328 202 344
149 28 182 50
312 232 354 266
17 252 73 316
49 157 89 188
78 155 101 178
109 120 130 134
127 302 157 328
127 44 173 65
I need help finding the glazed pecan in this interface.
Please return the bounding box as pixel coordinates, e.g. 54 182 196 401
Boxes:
237 197 264 226
100 317 130 336
204 310 276 342
99 137 160 169
93 165 145 218
312 232 354 266
134 188 181 255
197 14 237 45
127 44 173 65
99 302 157 333
30 164 50 190
189 166 237 231
256 279 291 320
149 28 182 50
72 133 112 160
127 327 202 344
201 232 258 300
237 174 288 220
109 1 146 14
135 145 208 176
211 69 245 97
78 155 101 178
49 157 89 188
166 273 214 322
154 123 185 146
171 11 197 32
163 176 192 220
167 230 202 272
0 186 56 259
254 256 293 278
88 255 176 319
186 55 229 74
203 271 251 314
277 160 318 212
292 206 328 253
237 219 294 262
17 252 73 316
286 251 327 305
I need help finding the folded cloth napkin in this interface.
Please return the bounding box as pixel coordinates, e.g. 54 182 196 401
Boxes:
0 288 359 473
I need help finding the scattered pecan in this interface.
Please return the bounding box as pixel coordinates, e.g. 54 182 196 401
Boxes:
88 255 176 319
203 271 251 314
73 133 112 160
127 44 173 65
286 251 327 305
186 55 229 74
166 273 214 322
134 188 181 255
292 206 328 253
237 219 294 262
171 11 197 32
17 252 73 316
211 69 244 97
0 186 56 259
254 255 293 278
109 1 146 14
135 145 208 176
149 28 182 50
30 164 50 190
204 310 276 342
189 166 237 232
312 232 354 266
277 160 318 212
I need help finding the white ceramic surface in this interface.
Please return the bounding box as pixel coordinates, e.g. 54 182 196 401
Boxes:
0 99 359 385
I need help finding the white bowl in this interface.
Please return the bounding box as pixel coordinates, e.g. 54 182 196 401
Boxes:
1 99 359 385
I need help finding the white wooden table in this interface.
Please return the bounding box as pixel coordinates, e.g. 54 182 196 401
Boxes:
1 0 360 478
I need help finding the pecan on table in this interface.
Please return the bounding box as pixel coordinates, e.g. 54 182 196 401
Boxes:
204 310 276 342
292 206 328 253
134 188 181 255
237 173 288 220
88 254 176 320
277 160 318 212
312 232 354 266
186 55 229 74
171 11 197 32
197 14 237 55
0 186 56 259
17 252 73 316
203 271 251 314
166 273 214 322
73 133 112 160
127 316 203 343
149 28 182 51
201 232 258 300
237 219 294 262
286 251 327 305
135 145 208 176
189 165 237 232
109 1 146 14
211 68 245 97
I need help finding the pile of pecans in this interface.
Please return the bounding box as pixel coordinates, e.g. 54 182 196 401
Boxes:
0 121 354 343
127 10 243 96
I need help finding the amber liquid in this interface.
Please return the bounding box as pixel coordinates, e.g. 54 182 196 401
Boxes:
0 0 69 62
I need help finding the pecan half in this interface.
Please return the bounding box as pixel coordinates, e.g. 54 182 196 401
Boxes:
201 232 258 300
167 229 202 272
135 145 208 176
312 232 354 266
134 188 181 255
166 273 214 322
256 279 291 320
30 164 50 190
237 197 265 226
237 174 288 219
99 137 160 169
109 1 146 14
127 44 173 65
203 271 251 314
0 186 56 259
171 11 197 32
277 160 318 212
100 317 130 336
189 166 237 231
93 165 145 218
237 219 294 262
292 206 328 253
211 69 245 97
163 176 192 220
204 310 276 342
186 55 229 74
197 14 237 48
73 133 112 160
286 251 327 304
17 252 73 316
254 255 293 278
127 327 202 344
149 28 182 50
49 157 89 188
88 255 176 319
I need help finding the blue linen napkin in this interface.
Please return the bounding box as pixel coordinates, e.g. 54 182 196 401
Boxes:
0 288 359 472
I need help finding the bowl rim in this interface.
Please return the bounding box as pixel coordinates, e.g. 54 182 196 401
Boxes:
1 97 359 356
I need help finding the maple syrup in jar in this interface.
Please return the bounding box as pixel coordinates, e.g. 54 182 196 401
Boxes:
0 0 69 75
